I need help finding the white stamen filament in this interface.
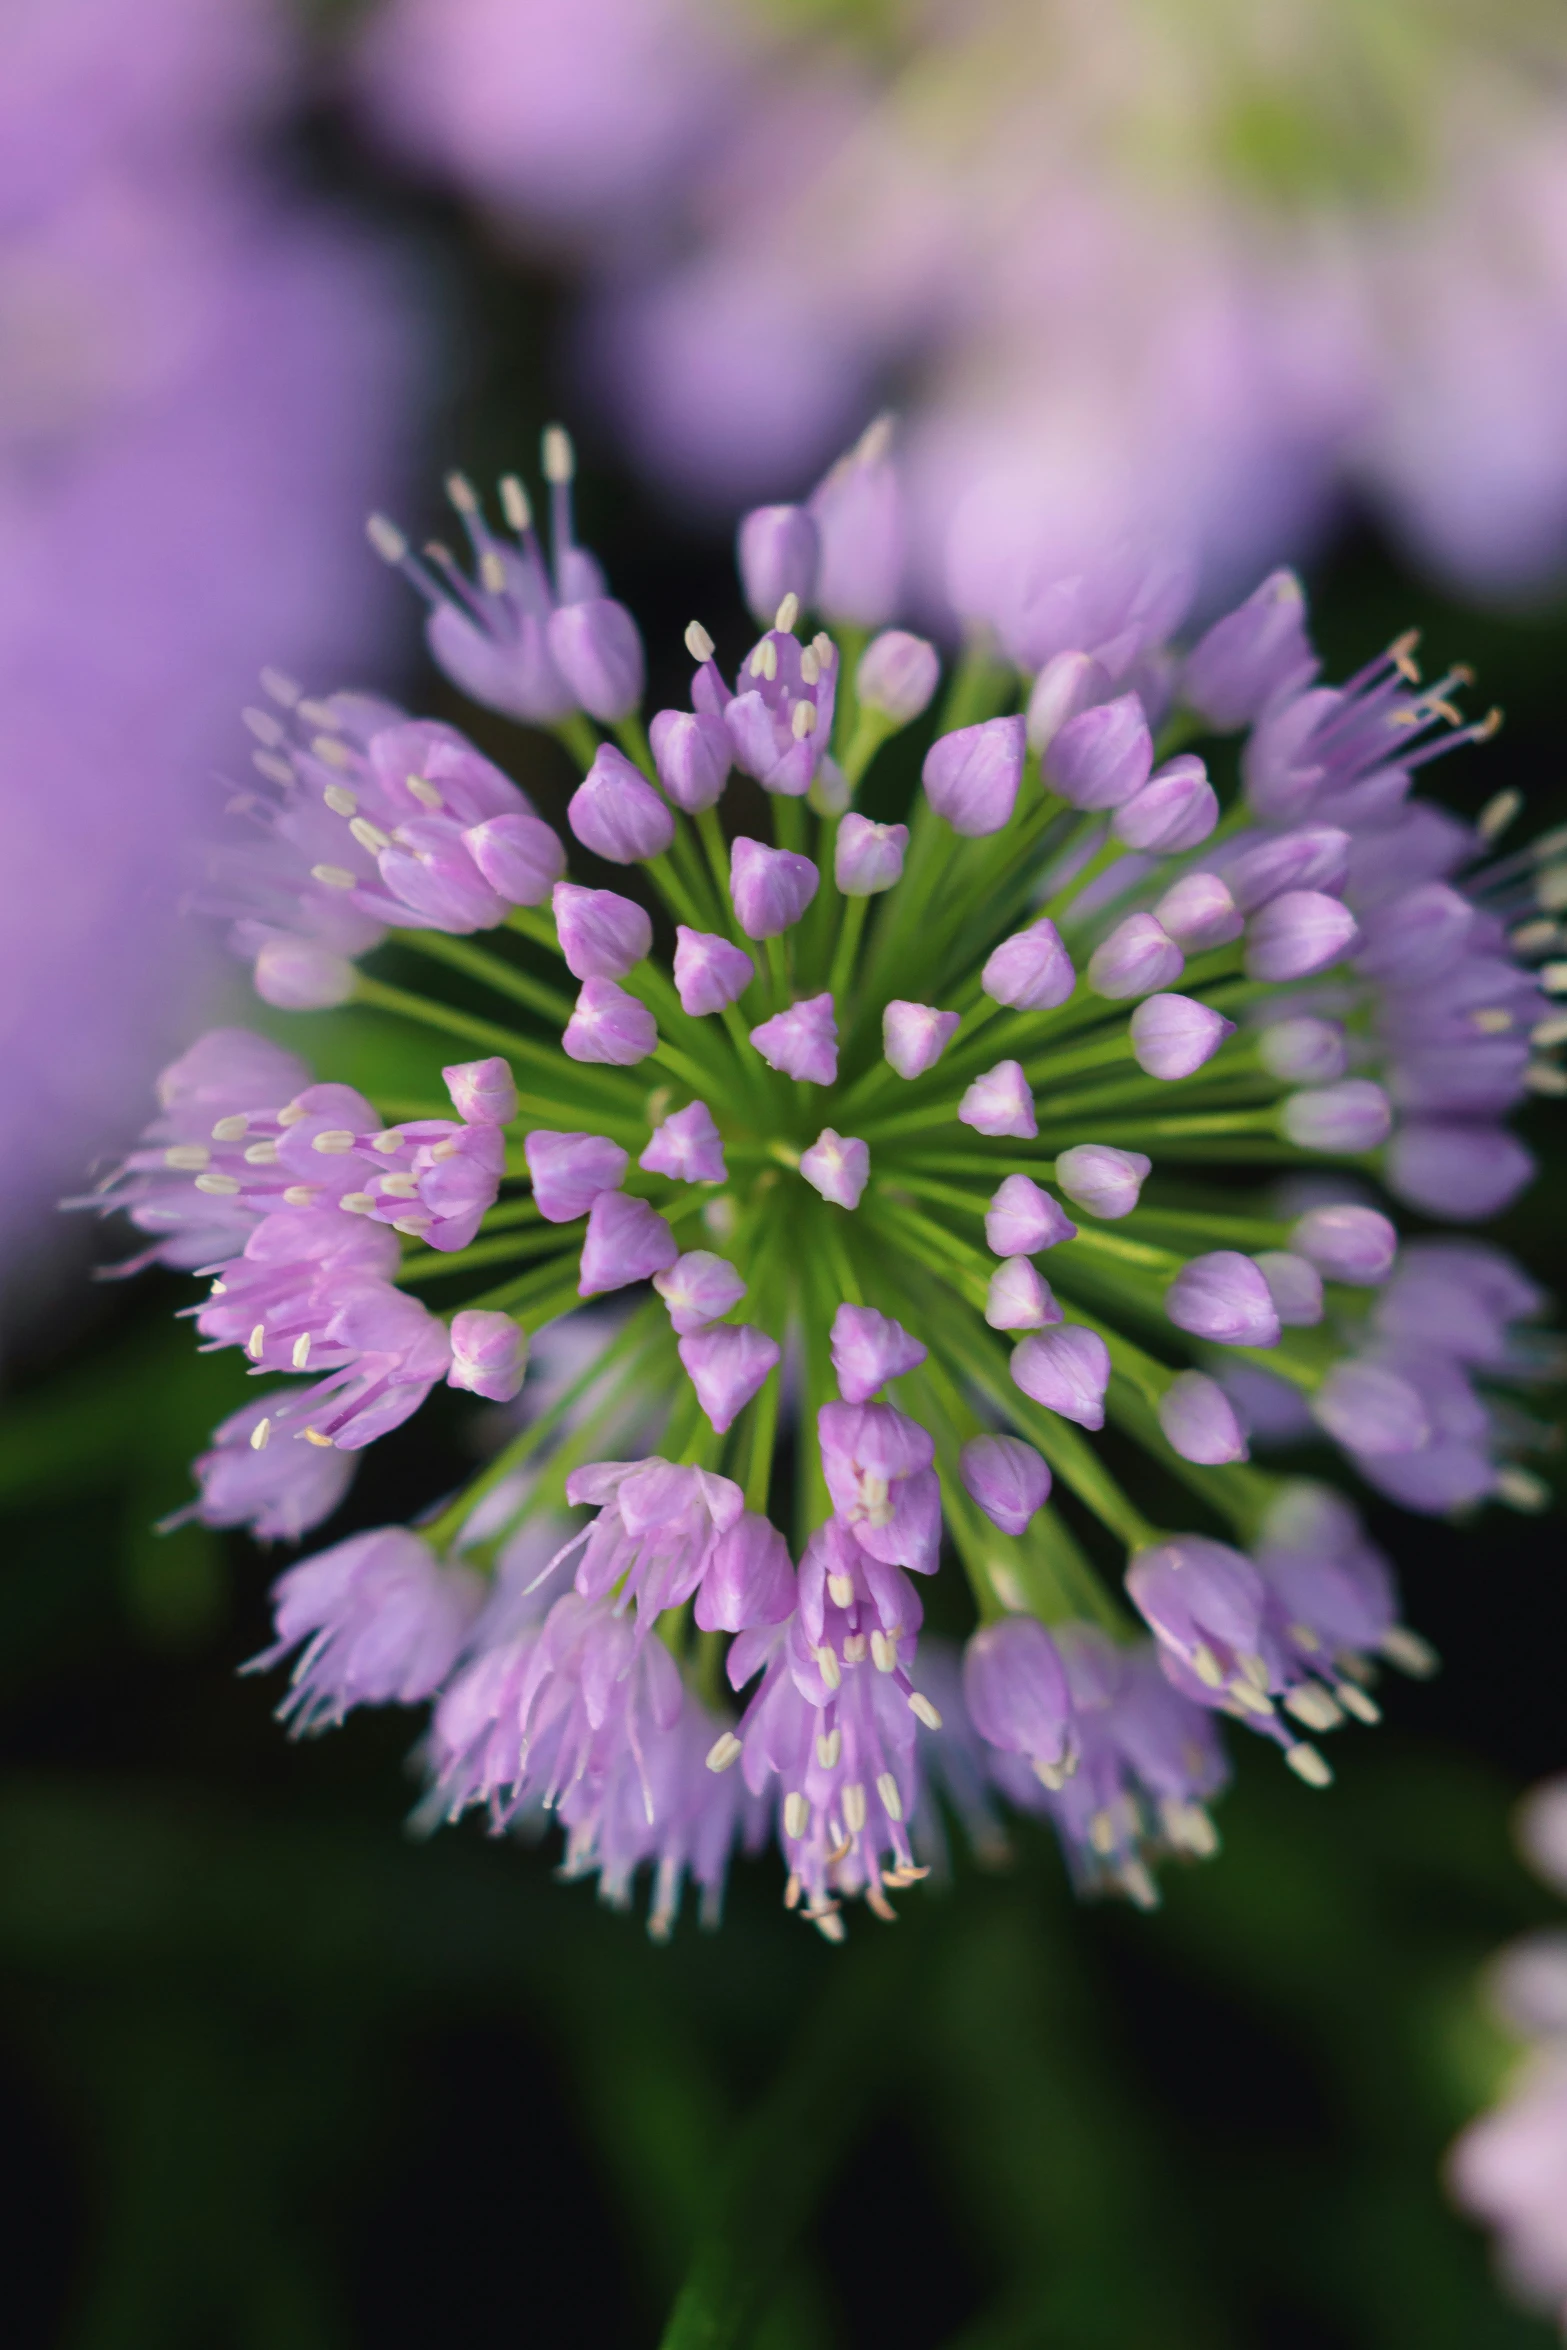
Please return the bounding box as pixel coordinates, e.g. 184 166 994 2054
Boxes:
277 1102 309 1126
243 1140 279 1166
799 646 820 686
366 514 408 563
908 1691 942 1731
406 776 444 810
311 864 358 891
783 1792 809 1840
445 471 478 514
303 1429 335 1448
685 619 716 663
542 424 574 483
243 707 284 747
827 1571 855 1607
249 1417 272 1451
311 734 353 770
340 1192 376 1215
311 1130 356 1154
246 1324 266 1360
292 1334 312 1370
194 1173 241 1196
164 1145 210 1171
377 1172 420 1199
211 1115 249 1143
500 475 531 532
1286 1743 1333 1788
430 1139 460 1160
349 817 391 855
791 701 817 739
774 592 800 634
843 1783 867 1832
751 639 778 681
876 1772 903 1822
480 551 508 596
705 1732 742 1773
323 785 358 817
816 1729 841 1770
814 1645 841 1691
371 1131 402 1154
282 1184 320 1206
869 1630 895 1673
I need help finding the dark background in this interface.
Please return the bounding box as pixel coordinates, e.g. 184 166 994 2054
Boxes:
2 85 1565 2350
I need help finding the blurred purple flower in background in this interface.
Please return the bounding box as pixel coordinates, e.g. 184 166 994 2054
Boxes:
0 0 422 1286
357 0 1567 612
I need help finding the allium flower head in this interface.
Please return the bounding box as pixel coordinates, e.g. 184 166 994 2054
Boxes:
98 429 1559 1939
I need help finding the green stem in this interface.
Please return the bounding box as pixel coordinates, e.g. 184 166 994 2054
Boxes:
613 712 658 782
553 713 601 771
352 973 637 1121
400 927 573 1025
826 893 869 1010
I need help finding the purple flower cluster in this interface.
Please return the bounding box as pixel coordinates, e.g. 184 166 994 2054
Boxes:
94 425 1556 1938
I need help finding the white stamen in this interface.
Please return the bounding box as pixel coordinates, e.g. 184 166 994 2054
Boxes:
311 1130 357 1154
252 751 295 788
311 864 358 891
1285 1743 1333 1788
260 667 302 708
1526 1063 1567 1095
194 1172 241 1196
349 817 392 855
249 1417 272 1451
311 734 353 770
1470 1007 1514 1033
371 1131 402 1154
366 514 408 563
1537 866 1567 913
1033 1756 1070 1791
774 592 800 634
799 647 820 686
876 1772 903 1822
1380 1625 1439 1676
277 1101 309 1126
814 1644 841 1691
243 1140 279 1166
292 1334 312 1370
842 1633 868 1665
377 1172 420 1199
1089 1808 1118 1854
406 776 443 811
843 1782 868 1833
392 1215 432 1237
1511 918 1560 954
243 707 285 747
783 1792 809 1840
282 1184 320 1206
811 1907 847 1943
816 1729 841 1770
908 1691 942 1731
303 1428 335 1448
857 412 896 465
542 424 575 484
500 475 531 532
1478 787 1523 841
1335 1681 1381 1725
827 1570 855 1607
1540 961 1567 996
445 471 478 514
1283 1683 1342 1732
869 1629 895 1673
340 1192 376 1215
1533 1013 1567 1048
164 1145 210 1171
323 784 358 817
1190 1641 1224 1688
685 620 716 664
246 1324 266 1360
211 1115 249 1143
791 701 817 740
1229 1677 1275 1717
1496 1463 1552 1510
430 1138 460 1160
705 1731 742 1773
479 550 508 596
811 632 835 670
750 639 777 681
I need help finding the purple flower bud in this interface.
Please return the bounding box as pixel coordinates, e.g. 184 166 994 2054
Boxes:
653 1250 747 1335
1026 651 1111 753
1157 1371 1249 1464
857 630 939 724
808 416 902 626
546 597 646 723
1226 826 1350 912
374 819 509 933
959 1060 1037 1139
649 708 731 813
1385 1122 1534 1220
552 882 653 980
578 1191 679 1295
1312 1361 1431 1455
1054 1144 1150 1220
447 1310 528 1401
254 938 356 1009
882 1000 960 1079
442 1056 517 1126
985 1174 1077 1255
982 917 1076 1011
641 1100 727 1184
737 503 820 624
524 1130 628 1223
1255 1250 1324 1326
1129 993 1234 1081
963 1617 1072 1775
1256 1017 1348 1083
1245 890 1358 983
1011 1324 1112 1429
985 1257 1062 1331
567 745 675 864
923 716 1027 837
749 993 837 1083
1111 755 1219 854
831 1304 927 1404
959 1434 1052 1534
1044 694 1153 810
1126 1536 1266 1690
1165 1252 1281 1347
694 1510 795 1632
831 816 907 901
679 1322 783 1433
463 812 567 906
1154 871 1244 951
1290 1204 1398 1285
562 977 658 1066
1180 570 1316 729
1280 1080 1392 1153
729 836 819 938
1353 882 1474 981
673 926 755 1016
1087 911 1184 1000
799 1129 870 1209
